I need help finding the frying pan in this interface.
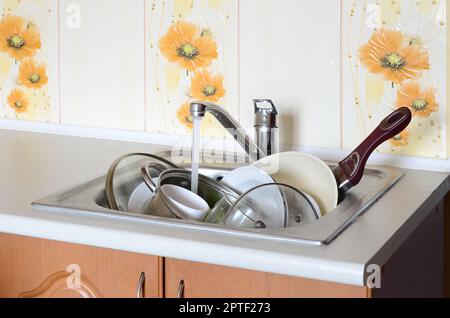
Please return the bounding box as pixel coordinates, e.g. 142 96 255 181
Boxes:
252 107 412 215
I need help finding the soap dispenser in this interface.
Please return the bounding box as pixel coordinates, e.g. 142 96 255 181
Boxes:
253 99 279 157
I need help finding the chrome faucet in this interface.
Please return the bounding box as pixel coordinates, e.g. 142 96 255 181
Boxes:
190 101 278 161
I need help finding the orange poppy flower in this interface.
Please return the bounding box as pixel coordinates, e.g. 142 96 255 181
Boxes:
7 88 29 113
390 130 411 147
176 102 193 129
18 58 48 89
159 21 218 72
359 29 429 83
190 69 225 102
0 16 41 60
396 81 438 118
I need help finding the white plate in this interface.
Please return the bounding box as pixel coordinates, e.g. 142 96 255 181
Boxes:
222 167 275 194
251 152 338 215
222 167 286 227
127 182 155 213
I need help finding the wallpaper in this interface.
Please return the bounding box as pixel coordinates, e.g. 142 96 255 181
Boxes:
0 0 58 123
0 0 448 161
146 0 238 138
342 0 447 159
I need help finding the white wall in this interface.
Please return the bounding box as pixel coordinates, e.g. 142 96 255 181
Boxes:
0 0 448 171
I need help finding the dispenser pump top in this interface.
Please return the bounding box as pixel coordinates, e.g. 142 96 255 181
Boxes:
254 99 278 129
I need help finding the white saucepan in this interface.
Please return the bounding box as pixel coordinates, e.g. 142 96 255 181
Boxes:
252 107 412 215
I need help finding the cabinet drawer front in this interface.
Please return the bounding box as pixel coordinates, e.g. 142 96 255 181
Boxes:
165 259 367 298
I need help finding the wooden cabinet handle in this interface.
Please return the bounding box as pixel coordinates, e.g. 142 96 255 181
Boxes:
177 280 185 298
136 272 145 298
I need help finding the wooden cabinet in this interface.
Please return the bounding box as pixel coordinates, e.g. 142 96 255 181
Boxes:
0 195 447 299
0 233 163 298
164 199 447 299
164 259 368 298
0 233 367 299
372 204 445 298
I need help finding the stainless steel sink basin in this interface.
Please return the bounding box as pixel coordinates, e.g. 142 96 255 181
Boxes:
32 150 404 246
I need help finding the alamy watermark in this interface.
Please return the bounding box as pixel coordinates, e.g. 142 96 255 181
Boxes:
66 264 81 290
66 3 81 29
366 4 382 30
366 264 382 289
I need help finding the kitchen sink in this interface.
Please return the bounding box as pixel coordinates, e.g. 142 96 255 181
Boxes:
32 150 404 246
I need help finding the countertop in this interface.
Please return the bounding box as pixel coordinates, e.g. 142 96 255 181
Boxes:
0 129 449 287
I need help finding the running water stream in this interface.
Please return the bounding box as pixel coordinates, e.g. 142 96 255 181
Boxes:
191 117 202 195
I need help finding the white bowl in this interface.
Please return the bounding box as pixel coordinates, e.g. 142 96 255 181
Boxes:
127 182 155 213
161 185 210 221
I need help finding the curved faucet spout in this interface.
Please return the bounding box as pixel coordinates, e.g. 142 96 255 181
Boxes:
190 101 267 161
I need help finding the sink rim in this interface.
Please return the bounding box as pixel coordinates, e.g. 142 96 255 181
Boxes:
31 153 405 247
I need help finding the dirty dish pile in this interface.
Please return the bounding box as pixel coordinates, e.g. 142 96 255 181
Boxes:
206 166 321 229
107 107 412 230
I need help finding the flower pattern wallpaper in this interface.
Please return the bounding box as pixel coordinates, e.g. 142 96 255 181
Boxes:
342 0 447 158
0 0 58 123
0 0 448 161
146 0 238 137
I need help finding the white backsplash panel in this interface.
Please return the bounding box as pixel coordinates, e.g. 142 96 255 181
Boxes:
342 0 447 159
0 0 58 123
0 0 448 165
146 0 238 138
239 0 342 150
59 0 146 131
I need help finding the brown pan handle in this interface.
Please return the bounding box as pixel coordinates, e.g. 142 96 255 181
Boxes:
338 107 412 189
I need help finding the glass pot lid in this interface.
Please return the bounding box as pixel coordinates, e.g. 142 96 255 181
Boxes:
105 153 178 211
224 183 321 230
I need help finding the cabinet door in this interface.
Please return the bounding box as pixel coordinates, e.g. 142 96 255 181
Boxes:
165 259 367 298
19 271 101 298
0 233 163 298
372 204 444 298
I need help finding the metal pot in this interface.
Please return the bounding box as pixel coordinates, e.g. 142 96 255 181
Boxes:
141 165 240 220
